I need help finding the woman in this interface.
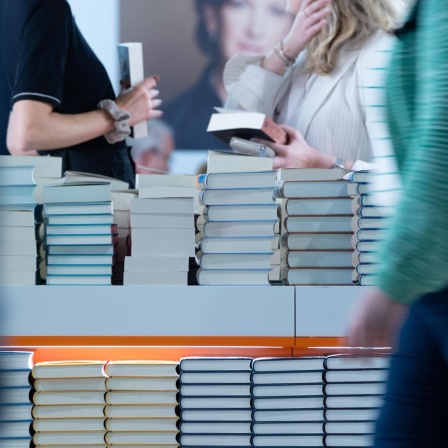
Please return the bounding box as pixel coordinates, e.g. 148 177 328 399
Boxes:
224 0 400 170
0 0 162 186
163 0 294 150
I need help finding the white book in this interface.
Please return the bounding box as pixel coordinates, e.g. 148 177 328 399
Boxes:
136 174 196 189
106 360 179 377
179 357 252 372
181 421 251 434
253 422 324 435
253 409 324 422
180 384 251 397
123 270 187 286
130 241 194 257
253 396 324 410
105 432 178 446
324 408 380 422
324 434 373 447
253 357 325 372
199 236 276 254
105 418 179 432
63 171 129 191
252 434 324 447
111 190 137 210
138 185 198 199
33 391 106 406
179 396 250 409
34 377 107 392
207 151 273 173
42 182 111 204
0 210 35 227
117 42 147 138
33 432 107 446
0 388 33 405
32 404 105 419
253 370 323 385
0 404 33 421
130 227 194 243
324 421 375 435
197 269 270 286
0 154 62 178
125 256 188 272
0 270 36 285
105 390 178 405
252 383 323 398
105 376 179 391
196 252 275 270
0 421 33 439
46 275 111 286
180 409 252 422
130 213 193 229
104 404 178 419
33 418 106 432
180 371 251 384
131 197 194 214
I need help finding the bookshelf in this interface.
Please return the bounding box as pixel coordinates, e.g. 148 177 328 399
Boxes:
0 285 367 361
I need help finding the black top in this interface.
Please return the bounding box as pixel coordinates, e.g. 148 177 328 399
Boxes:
163 66 229 151
0 0 134 185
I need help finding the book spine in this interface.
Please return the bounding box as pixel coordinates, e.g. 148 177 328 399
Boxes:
196 173 209 190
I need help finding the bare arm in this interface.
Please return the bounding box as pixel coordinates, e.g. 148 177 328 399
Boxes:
7 76 162 155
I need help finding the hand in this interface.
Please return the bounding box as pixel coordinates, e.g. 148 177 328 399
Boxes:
346 288 409 350
254 124 334 169
282 0 332 58
116 75 163 126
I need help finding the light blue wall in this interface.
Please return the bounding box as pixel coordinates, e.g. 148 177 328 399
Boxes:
67 0 120 92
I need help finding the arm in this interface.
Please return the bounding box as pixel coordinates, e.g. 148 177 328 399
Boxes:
7 77 162 154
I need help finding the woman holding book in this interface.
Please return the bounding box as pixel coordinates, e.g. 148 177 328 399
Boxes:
0 0 162 186
224 0 402 170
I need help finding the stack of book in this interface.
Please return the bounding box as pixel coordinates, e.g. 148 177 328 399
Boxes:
195 169 279 286
31 361 108 447
178 357 253 448
42 182 116 285
0 351 34 448
349 171 395 286
251 357 326 448
276 168 355 286
104 360 180 446
323 354 390 447
124 195 195 285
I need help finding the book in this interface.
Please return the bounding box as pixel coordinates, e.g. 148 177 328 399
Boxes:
105 418 179 432
324 353 391 370
32 361 107 379
279 167 346 181
352 216 388 230
285 250 353 268
198 171 278 190
180 371 251 384
105 390 178 405
64 171 129 191
45 224 117 235
106 360 179 377
196 268 270 286
45 234 118 246
199 188 275 206
0 421 33 438
136 173 196 189
0 185 37 207
33 432 107 446
47 254 114 266
285 198 353 216
0 404 33 422
282 267 354 285
43 201 113 216
42 182 112 204
130 241 194 257
324 408 380 422
324 382 386 396
201 220 277 238
46 274 111 286
0 352 33 371
324 395 384 409
199 236 276 254
253 357 325 372
131 197 194 215
105 376 179 391
253 409 324 422
207 111 288 144
0 371 33 388
252 396 324 410
32 404 106 419
284 216 353 233
117 42 148 139
0 388 33 405
282 233 353 251
46 245 115 255
179 433 251 447
138 186 197 199
0 154 62 178
130 228 194 243
252 371 323 385
124 256 188 272
252 383 323 398
252 434 323 447
33 390 106 405
179 396 251 409
180 383 250 397
275 180 350 199
207 151 273 173
104 404 179 419
34 377 107 392
196 252 276 270
32 418 106 432
180 409 252 422
46 265 112 276
203 204 279 222
45 214 114 226
324 423 376 438
180 421 250 434
324 434 373 447
180 357 252 371
324 369 389 383
253 421 324 435
0 166 35 186
123 270 187 286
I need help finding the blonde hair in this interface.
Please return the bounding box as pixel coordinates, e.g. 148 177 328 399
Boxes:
305 0 399 75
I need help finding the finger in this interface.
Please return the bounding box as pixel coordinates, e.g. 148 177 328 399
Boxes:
304 0 331 15
141 75 160 90
307 18 328 38
149 89 160 99
273 156 288 170
150 98 162 109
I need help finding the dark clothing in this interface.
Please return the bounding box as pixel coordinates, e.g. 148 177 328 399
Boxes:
374 287 448 447
163 66 229 151
0 0 134 185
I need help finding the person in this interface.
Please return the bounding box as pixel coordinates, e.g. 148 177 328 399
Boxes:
0 0 162 187
224 0 400 171
163 0 294 150
130 119 174 175
346 0 448 446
